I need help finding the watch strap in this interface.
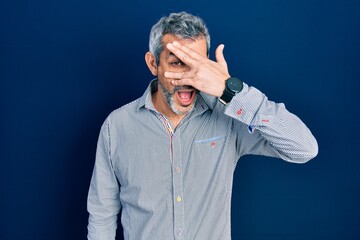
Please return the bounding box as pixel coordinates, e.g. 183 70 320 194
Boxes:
220 77 243 104
219 88 234 104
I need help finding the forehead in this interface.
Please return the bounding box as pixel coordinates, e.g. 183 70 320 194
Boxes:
161 34 207 57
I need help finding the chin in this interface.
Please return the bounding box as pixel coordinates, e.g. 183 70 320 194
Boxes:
171 96 197 115
173 107 191 116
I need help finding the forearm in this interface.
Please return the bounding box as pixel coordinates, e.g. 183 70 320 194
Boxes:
87 119 121 239
225 83 318 163
87 172 120 240
87 212 118 240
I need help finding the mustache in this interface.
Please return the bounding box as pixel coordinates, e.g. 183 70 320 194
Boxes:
173 85 195 92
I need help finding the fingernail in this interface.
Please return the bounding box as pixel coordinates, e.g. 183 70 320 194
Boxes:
173 41 179 46
167 43 173 49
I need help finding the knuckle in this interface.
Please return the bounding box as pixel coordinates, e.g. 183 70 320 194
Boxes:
195 71 202 79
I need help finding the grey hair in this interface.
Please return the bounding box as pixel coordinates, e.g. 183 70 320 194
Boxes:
149 11 211 65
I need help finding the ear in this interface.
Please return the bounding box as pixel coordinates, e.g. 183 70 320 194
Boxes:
145 51 158 76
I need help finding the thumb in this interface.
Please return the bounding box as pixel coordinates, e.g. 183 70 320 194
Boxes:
215 44 226 63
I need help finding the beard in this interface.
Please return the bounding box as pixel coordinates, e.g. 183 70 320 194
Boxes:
158 81 198 115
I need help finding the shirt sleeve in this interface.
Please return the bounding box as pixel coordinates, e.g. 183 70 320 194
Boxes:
224 83 318 163
87 118 121 240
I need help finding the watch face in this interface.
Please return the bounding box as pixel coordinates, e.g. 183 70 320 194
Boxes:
227 77 243 93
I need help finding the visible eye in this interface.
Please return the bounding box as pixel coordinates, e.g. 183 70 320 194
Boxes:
170 61 185 67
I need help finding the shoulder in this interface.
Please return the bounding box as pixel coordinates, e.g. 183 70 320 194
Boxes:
106 98 141 125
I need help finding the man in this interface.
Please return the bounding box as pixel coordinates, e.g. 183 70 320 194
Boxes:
87 11 318 240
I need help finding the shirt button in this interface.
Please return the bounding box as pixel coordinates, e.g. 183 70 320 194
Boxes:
176 196 182 202
177 228 183 235
176 167 181 173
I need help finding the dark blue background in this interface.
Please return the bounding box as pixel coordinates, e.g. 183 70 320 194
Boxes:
1 0 359 239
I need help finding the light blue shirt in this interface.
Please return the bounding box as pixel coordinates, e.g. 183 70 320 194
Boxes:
87 79 318 240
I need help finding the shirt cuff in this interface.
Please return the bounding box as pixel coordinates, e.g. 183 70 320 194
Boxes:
223 83 265 130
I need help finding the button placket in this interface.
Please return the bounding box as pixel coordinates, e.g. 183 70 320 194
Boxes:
171 132 185 239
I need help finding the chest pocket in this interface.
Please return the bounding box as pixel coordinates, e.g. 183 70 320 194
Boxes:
186 135 227 185
194 136 225 145
192 136 226 161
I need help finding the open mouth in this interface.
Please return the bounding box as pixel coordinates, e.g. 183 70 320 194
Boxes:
176 89 196 107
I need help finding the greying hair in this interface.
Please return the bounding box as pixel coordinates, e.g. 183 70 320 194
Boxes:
149 11 211 65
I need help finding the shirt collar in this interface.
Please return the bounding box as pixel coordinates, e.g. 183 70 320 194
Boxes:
136 79 217 113
136 79 157 112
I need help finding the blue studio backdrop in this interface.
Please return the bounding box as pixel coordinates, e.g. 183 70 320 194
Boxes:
1 0 359 239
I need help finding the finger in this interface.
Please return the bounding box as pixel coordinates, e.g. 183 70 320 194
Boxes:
171 78 193 86
166 43 196 66
164 71 193 79
215 44 226 64
172 41 203 60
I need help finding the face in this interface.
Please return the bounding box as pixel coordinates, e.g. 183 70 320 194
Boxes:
146 34 208 115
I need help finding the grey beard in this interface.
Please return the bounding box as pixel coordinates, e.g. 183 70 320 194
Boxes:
158 82 197 115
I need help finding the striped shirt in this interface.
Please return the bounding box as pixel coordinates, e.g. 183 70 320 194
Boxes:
87 79 318 240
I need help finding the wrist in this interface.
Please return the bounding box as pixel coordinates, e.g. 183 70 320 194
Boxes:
219 77 243 104
215 74 231 97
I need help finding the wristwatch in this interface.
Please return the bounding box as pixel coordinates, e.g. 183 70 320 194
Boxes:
219 77 243 104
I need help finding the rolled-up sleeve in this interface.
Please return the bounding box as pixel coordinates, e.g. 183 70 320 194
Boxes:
87 118 121 240
225 83 318 163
